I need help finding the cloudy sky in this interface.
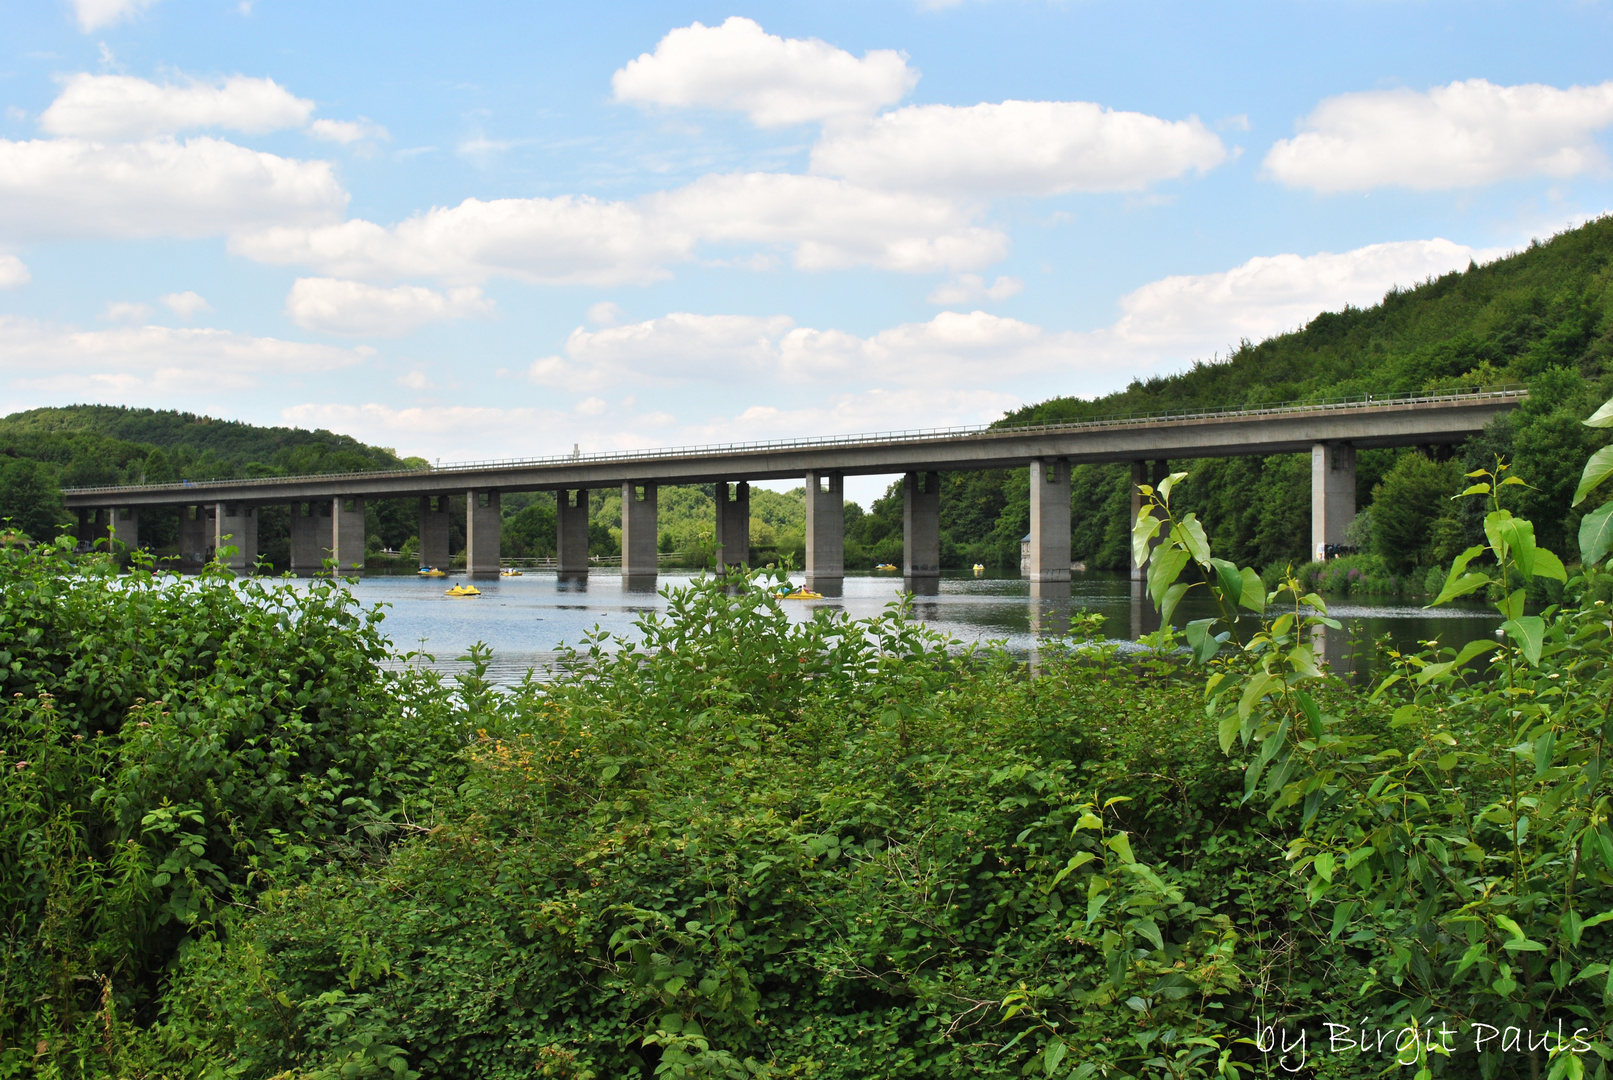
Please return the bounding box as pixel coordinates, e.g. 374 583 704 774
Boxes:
2 1 1611 502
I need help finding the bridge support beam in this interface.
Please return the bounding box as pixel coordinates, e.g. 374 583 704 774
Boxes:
1311 443 1356 562
1130 460 1170 582
804 471 844 593
1028 459 1071 583
108 507 139 553
179 505 208 566
213 502 256 571
466 490 501 577
418 496 451 570
333 497 366 573
289 502 326 574
557 489 590 574
716 481 750 571
621 482 658 581
903 471 941 581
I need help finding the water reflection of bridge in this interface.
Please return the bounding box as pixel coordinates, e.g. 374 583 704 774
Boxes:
64 388 1522 593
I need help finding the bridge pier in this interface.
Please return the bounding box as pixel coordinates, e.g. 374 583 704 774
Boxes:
289 502 326 574
557 489 590 574
107 507 139 552
466 491 501 578
418 496 451 570
621 482 659 581
213 502 256 571
1311 442 1356 561
1130 460 1170 582
903 471 941 582
177 505 206 566
334 497 366 573
804 470 844 594
716 481 750 571
1028 458 1071 582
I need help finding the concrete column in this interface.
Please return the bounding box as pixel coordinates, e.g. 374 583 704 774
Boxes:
418 496 451 570
621 481 659 581
289 502 327 575
1028 459 1071 583
557 489 590 574
804 470 844 592
716 481 750 571
333 497 366 573
179 505 208 567
1130 460 1170 582
213 502 256 571
466 490 501 578
903 471 941 580
87 508 110 548
1311 443 1356 562
108 507 139 552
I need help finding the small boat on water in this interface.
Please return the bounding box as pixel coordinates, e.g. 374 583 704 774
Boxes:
776 587 823 600
446 584 481 597
418 567 447 578
972 563 985 574
874 563 898 571
500 568 523 577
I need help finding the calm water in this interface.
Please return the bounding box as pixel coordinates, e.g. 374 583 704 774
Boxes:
341 569 1499 685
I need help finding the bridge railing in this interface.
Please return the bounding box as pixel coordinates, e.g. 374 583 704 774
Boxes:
62 384 1526 498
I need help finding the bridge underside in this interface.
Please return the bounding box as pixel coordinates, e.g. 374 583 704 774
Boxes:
64 392 1519 585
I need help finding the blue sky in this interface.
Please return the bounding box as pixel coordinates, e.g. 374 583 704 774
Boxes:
2 0 1611 502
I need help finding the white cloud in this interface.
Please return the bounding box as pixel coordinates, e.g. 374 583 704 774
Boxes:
285 278 495 336
1264 79 1613 192
0 255 29 288
530 309 1087 392
101 300 152 322
307 117 388 144
586 301 624 327
612 16 916 127
159 290 212 318
527 237 1506 402
232 172 1005 284
40 73 314 139
0 315 372 402
396 370 435 390
0 136 346 240
811 100 1228 197
1095 238 1506 357
926 273 1022 305
69 0 158 32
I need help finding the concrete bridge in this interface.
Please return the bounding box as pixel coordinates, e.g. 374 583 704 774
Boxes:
63 388 1524 590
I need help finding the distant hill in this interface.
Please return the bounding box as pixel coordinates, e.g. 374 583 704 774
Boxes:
853 215 1613 575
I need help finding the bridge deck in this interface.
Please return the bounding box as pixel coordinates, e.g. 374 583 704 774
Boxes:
62 387 1524 509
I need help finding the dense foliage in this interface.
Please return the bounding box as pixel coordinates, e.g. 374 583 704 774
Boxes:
6 374 1613 1077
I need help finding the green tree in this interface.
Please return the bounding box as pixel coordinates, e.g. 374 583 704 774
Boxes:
0 457 66 541
1370 451 1463 571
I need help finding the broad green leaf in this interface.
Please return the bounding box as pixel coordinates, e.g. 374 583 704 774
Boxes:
1130 916 1164 952
1530 547 1568 583
1238 672 1276 723
1497 588 1527 621
1105 832 1137 865
1161 581 1192 627
1579 501 1613 566
1483 510 1515 563
1046 851 1096 891
1184 618 1221 664
1288 644 1322 681
1210 558 1242 606
1175 514 1211 566
1502 616 1544 666
1238 567 1266 613
1585 395 1613 427
1156 470 1189 501
1432 572 1491 607
1295 690 1322 740
1454 940 1487 977
1313 851 1334 883
1131 511 1161 569
1457 482 1492 497
1330 901 1357 941
1581 911 1613 931
1218 711 1241 754
1042 1038 1068 1076
1147 546 1190 608
1572 446 1613 504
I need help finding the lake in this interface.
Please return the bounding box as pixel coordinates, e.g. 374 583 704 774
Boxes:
342 568 1499 685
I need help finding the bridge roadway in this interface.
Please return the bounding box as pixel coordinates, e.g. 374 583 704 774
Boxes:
63 388 1524 588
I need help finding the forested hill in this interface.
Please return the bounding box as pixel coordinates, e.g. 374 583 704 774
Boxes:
0 405 419 487
1009 214 1613 423
866 214 1613 582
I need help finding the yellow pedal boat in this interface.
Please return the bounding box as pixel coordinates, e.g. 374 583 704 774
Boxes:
446 584 481 597
417 567 447 578
500 568 523 577
776 587 824 600
874 563 898 571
